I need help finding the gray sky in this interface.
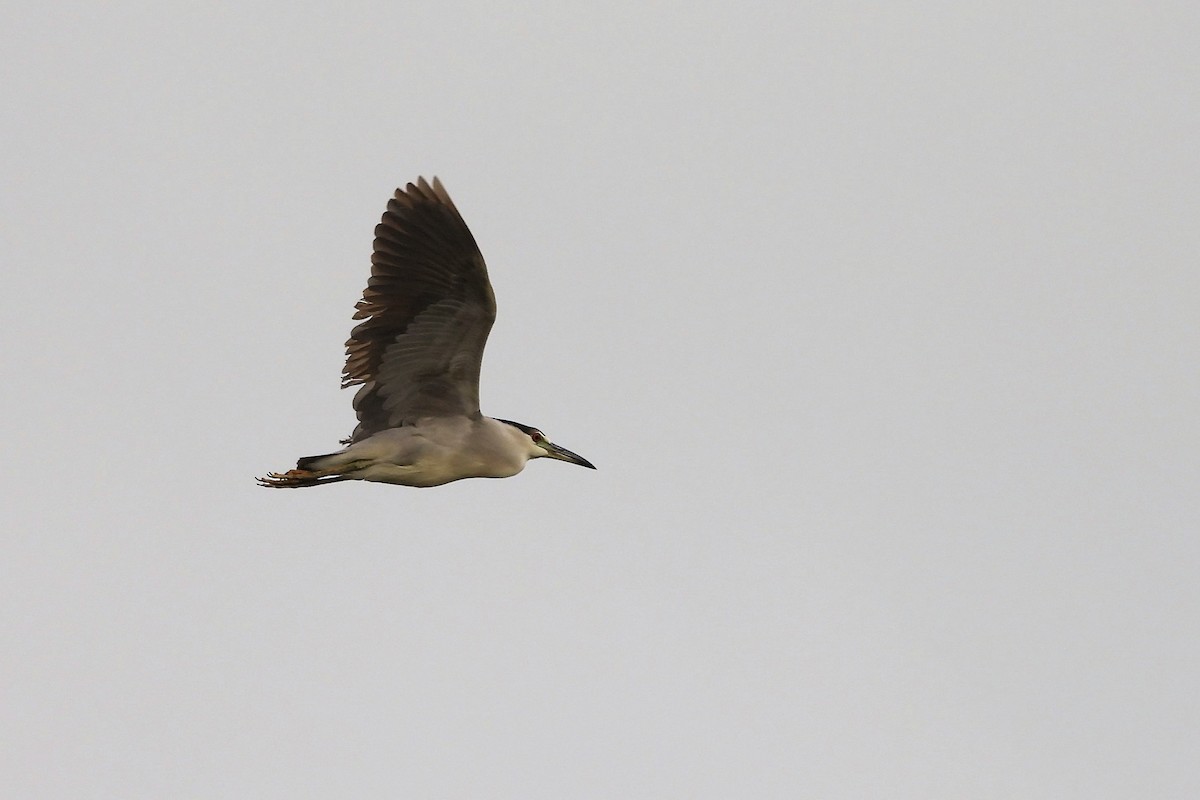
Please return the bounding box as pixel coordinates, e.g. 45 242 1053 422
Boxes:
3 2 1198 797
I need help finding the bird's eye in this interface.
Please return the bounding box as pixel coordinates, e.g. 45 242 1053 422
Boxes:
531 430 544 443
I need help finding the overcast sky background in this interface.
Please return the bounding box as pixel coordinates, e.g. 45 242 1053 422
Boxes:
3 3 1198 797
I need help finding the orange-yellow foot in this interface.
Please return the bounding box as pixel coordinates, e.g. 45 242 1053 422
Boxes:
255 469 318 488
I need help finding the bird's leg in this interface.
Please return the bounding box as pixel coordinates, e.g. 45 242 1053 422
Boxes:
255 460 372 488
256 469 314 488
256 467 337 488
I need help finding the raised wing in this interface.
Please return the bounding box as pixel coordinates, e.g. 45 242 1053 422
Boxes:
342 177 496 442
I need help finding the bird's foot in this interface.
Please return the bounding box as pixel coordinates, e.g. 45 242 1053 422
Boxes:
255 469 318 488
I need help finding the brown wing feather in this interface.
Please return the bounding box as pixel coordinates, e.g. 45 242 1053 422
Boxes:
342 177 496 441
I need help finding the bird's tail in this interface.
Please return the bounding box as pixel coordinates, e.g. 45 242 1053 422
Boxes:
296 452 340 471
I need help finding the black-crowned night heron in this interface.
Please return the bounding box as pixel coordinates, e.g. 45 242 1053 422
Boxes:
257 177 595 488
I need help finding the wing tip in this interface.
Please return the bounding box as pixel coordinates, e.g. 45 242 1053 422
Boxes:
397 175 454 210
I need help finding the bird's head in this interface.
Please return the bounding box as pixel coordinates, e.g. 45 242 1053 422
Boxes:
496 419 596 470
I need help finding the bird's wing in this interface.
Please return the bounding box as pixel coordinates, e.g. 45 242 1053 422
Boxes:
342 177 496 442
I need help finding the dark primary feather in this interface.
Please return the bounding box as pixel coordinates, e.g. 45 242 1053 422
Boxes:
342 177 496 442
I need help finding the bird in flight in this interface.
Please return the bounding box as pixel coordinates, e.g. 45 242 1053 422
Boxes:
258 177 595 488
